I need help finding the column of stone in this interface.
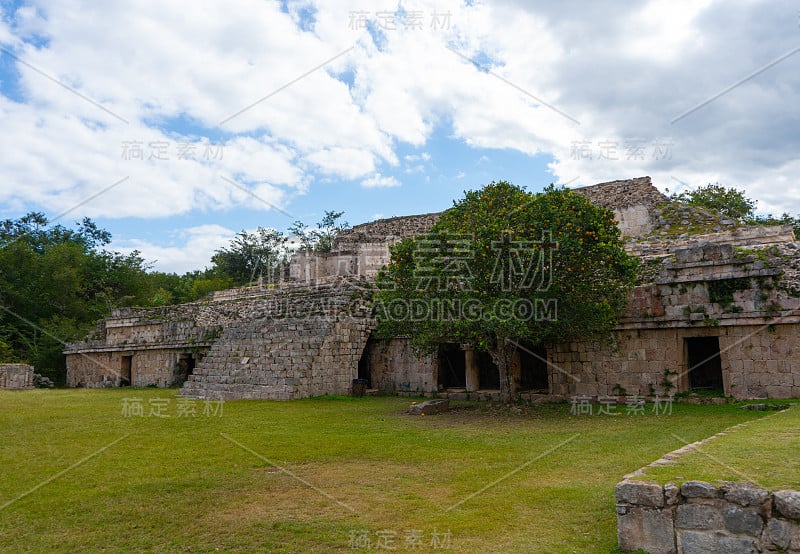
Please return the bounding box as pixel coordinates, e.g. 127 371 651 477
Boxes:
464 345 479 392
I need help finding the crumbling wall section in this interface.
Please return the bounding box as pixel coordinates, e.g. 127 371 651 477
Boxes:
0 363 34 389
616 479 800 553
574 176 666 237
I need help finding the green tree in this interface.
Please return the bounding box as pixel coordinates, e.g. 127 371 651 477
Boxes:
670 183 756 221
670 183 800 235
0 213 155 383
289 210 349 253
210 227 288 286
374 182 639 403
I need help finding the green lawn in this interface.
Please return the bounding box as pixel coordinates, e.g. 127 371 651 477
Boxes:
0 390 771 553
640 402 800 490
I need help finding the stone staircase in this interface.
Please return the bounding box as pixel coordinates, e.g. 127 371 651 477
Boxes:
180 276 376 400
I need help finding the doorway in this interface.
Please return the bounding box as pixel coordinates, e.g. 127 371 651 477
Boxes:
438 343 466 389
357 341 371 387
176 353 196 385
478 351 500 390
519 344 549 392
120 355 132 386
686 337 723 392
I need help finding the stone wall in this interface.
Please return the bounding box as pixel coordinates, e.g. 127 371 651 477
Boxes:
66 349 200 388
332 213 441 249
616 479 800 553
179 277 376 400
552 323 800 399
551 237 800 400
366 338 438 394
575 176 666 237
0 363 34 389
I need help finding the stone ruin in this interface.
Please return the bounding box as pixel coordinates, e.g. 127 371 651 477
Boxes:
0 363 34 389
64 176 800 401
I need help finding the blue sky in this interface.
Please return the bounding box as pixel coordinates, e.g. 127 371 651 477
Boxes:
1 0 799 272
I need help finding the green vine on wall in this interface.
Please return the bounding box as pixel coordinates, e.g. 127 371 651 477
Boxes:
707 277 751 311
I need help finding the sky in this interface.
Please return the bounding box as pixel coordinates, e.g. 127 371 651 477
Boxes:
1 0 799 273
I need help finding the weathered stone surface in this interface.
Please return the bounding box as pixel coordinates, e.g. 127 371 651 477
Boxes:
677 529 715 553
722 504 763 536
681 480 718 499
774 490 800 520
675 503 723 530
408 399 449 416
665 482 680 506
721 482 769 507
615 480 665 508
617 506 675 554
0 363 34 389
619 477 800 554
765 518 792 550
716 534 758 553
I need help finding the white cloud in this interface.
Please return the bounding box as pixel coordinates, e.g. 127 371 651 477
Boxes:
2 0 800 233
361 173 400 188
115 224 236 274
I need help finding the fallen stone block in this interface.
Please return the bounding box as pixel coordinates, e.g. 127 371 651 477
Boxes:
409 399 449 415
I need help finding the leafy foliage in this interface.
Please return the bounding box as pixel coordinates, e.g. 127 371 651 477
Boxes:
0 213 158 383
375 182 639 402
669 183 756 221
289 211 349 253
210 227 288 286
669 182 800 235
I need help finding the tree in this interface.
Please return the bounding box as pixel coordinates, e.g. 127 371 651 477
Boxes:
289 210 349 253
0 213 157 383
669 183 800 235
210 227 288 286
374 182 639 403
669 183 756 221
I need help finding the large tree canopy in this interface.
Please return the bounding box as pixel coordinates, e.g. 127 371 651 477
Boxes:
374 181 639 403
0 213 157 382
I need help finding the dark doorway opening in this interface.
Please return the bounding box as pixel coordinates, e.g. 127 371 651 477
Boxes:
120 355 132 386
439 343 466 389
686 337 723 392
358 341 371 387
519 344 549 392
478 351 500 390
176 353 196 385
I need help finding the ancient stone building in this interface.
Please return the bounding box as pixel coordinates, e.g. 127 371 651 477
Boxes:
0 363 34 389
64 177 800 400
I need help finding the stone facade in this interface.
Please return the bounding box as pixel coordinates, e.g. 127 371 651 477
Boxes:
575 176 666 237
65 176 800 401
366 338 439 394
181 278 375 400
616 479 800 553
65 277 376 398
0 363 34 389
551 233 800 400
288 213 440 283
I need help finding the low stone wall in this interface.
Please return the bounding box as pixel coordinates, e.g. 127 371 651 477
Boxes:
616 479 800 553
66 348 206 388
367 338 438 394
0 363 34 389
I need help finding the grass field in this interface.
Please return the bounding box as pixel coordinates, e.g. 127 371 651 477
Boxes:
640 402 800 490
0 390 772 553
